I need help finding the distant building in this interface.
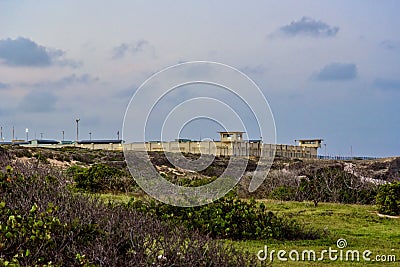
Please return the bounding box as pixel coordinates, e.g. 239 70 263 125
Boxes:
77 140 123 145
219 131 245 143
12 139 29 144
60 140 74 145
297 139 323 148
30 139 59 145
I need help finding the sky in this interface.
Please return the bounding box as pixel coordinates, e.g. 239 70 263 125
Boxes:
0 0 399 157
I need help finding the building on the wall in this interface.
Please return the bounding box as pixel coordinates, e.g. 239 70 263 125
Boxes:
219 131 245 143
297 139 323 148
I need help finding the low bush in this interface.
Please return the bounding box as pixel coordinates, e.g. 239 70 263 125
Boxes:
269 185 295 201
0 160 257 266
69 164 137 193
127 196 321 241
239 167 378 206
376 182 400 216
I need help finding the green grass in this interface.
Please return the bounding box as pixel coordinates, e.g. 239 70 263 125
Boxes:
99 194 400 266
231 200 400 266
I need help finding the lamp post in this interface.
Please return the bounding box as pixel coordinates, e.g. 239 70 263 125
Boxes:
62 131 65 142
25 128 29 142
76 118 80 142
324 143 327 158
40 133 44 140
89 132 92 141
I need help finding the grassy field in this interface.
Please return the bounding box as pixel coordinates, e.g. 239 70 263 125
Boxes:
99 194 399 266
231 200 399 266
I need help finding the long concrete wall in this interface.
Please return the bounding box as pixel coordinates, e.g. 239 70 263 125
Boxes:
124 141 318 158
21 141 317 158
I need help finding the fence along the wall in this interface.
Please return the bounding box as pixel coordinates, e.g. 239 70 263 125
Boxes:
124 141 318 158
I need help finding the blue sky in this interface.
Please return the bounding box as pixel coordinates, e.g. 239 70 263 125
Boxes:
0 1 399 157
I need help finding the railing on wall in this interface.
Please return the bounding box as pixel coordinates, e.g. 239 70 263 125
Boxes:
318 155 378 160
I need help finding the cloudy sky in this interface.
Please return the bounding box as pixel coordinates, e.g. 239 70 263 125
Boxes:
0 1 399 157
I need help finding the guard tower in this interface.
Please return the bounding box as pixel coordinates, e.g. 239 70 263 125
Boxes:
297 139 323 148
219 132 245 143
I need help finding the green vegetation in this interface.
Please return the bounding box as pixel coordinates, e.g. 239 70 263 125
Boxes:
376 182 400 216
127 196 321 241
0 162 256 266
69 164 136 193
231 200 400 266
240 166 378 206
1 147 399 266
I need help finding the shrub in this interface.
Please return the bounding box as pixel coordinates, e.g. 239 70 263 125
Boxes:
127 196 321 241
70 164 136 193
0 158 257 266
239 166 378 206
376 182 400 216
269 186 295 201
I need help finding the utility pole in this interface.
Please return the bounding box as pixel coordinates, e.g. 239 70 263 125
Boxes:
62 130 65 141
0 126 2 141
25 128 29 142
117 131 120 140
76 118 80 142
89 132 92 141
40 133 43 140
12 126 14 141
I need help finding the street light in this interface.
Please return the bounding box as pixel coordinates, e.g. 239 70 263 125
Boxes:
25 128 29 142
76 118 80 142
89 132 92 141
61 130 65 142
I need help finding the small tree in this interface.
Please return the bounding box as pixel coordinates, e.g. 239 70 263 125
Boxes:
376 182 400 216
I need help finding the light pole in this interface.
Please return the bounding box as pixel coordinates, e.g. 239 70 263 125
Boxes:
89 132 92 141
324 143 327 158
40 133 44 140
62 131 65 142
76 118 80 142
117 131 120 141
25 128 29 142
